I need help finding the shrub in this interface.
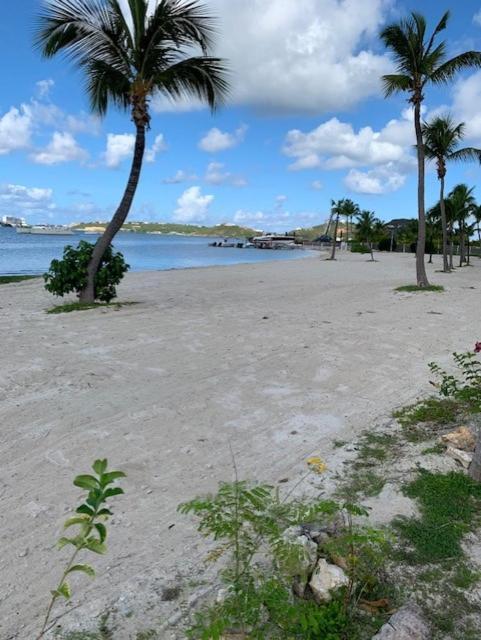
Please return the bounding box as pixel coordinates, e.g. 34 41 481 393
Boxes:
44 240 129 303
351 243 371 254
378 237 396 252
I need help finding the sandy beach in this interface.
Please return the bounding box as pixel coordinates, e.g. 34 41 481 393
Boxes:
1 252 480 639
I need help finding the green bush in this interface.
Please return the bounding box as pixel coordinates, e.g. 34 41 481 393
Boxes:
44 241 129 303
378 237 396 252
351 243 371 254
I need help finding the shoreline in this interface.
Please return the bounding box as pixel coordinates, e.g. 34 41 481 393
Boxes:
2 252 480 638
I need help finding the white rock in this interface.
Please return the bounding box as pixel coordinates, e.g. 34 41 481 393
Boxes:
309 558 349 603
446 445 473 469
371 603 430 639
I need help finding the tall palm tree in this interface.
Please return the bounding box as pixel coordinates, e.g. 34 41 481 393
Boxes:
472 204 481 248
448 184 476 267
380 11 481 287
342 199 360 251
36 0 229 302
422 116 481 272
356 210 379 261
328 199 343 260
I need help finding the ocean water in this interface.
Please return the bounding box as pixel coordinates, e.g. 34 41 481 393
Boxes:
0 228 313 275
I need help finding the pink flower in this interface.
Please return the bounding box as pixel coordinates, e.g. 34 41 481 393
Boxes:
475 342 481 353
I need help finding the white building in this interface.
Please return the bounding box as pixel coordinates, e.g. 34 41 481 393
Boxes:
1 215 27 227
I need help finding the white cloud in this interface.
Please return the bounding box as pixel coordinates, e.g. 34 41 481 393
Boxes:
205 161 247 186
474 10 481 26
173 186 214 222
199 125 247 152
145 133 168 162
36 79 55 99
30 131 88 165
103 133 135 168
344 164 407 194
451 71 481 143
0 183 54 215
311 180 323 190
233 195 317 230
0 106 32 154
162 169 198 184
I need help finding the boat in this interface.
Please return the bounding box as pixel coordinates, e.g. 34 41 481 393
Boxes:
251 235 299 249
16 225 74 236
209 238 245 248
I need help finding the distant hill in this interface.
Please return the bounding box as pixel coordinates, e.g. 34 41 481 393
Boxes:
288 223 328 241
74 221 260 238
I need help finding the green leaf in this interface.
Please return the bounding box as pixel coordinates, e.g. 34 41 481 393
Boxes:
53 582 71 600
85 538 107 554
97 508 113 516
67 564 96 578
95 522 107 543
103 487 124 499
100 471 126 486
58 536 80 550
64 515 91 529
93 459 108 475
74 475 99 490
76 504 94 516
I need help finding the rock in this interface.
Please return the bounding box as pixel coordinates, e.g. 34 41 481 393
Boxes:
281 526 318 597
441 426 476 452
371 603 430 639
446 445 473 469
309 558 349 603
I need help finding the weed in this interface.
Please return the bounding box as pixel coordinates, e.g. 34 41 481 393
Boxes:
452 563 481 589
47 301 137 314
333 440 347 449
393 397 460 441
421 443 445 455
395 284 444 292
337 471 385 499
37 460 126 639
393 471 481 564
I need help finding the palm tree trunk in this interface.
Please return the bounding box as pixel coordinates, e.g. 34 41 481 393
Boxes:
369 241 374 262
414 100 430 287
449 224 454 269
439 176 449 272
79 124 146 303
329 214 340 260
459 226 464 267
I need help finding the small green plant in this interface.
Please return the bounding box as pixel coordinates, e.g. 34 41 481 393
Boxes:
47 301 136 315
393 397 459 437
395 284 444 292
37 459 126 639
393 470 481 564
179 481 390 639
429 351 481 413
44 241 129 303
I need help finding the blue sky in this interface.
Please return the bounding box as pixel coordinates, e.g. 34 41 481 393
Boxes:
2 0 481 230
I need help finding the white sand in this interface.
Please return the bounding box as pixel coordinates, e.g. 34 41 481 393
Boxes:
1 252 480 638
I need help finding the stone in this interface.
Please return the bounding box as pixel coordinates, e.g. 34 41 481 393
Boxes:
441 426 476 451
445 445 473 469
281 526 318 597
371 603 430 639
309 558 349 603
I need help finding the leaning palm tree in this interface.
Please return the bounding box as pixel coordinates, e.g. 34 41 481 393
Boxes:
380 11 481 287
36 0 229 302
356 210 379 261
422 116 481 272
328 199 343 260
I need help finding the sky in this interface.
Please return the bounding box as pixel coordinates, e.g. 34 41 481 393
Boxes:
2 0 481 230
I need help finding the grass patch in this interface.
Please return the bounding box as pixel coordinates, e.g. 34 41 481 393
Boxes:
47 301 137 314
337 470 386 499
0 275 38 284
393 470 481 564
393 397 460 441
395 284 444 293
421 443 445 455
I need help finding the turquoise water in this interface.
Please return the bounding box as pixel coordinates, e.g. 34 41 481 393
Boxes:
0 228 312 275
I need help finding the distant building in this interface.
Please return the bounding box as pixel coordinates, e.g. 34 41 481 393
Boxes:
1 215 27 227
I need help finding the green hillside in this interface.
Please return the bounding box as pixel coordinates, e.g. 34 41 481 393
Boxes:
74 221 260 237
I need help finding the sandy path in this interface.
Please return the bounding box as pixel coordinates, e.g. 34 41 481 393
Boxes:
1 252 480 639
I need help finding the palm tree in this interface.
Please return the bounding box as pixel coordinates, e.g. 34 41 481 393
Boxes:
356 210 379 261
36 0 229 302
328 199 343 260
422 116 481 272
448 184 476 267
473 204 481 248
380 11 481 287
342 199 360 251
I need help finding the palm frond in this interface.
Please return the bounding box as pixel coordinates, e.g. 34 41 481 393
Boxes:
449 147 481 164
155 56 229 111
425 10 450 55
381 73 412 97
430 51 481 85
84 58 131 115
